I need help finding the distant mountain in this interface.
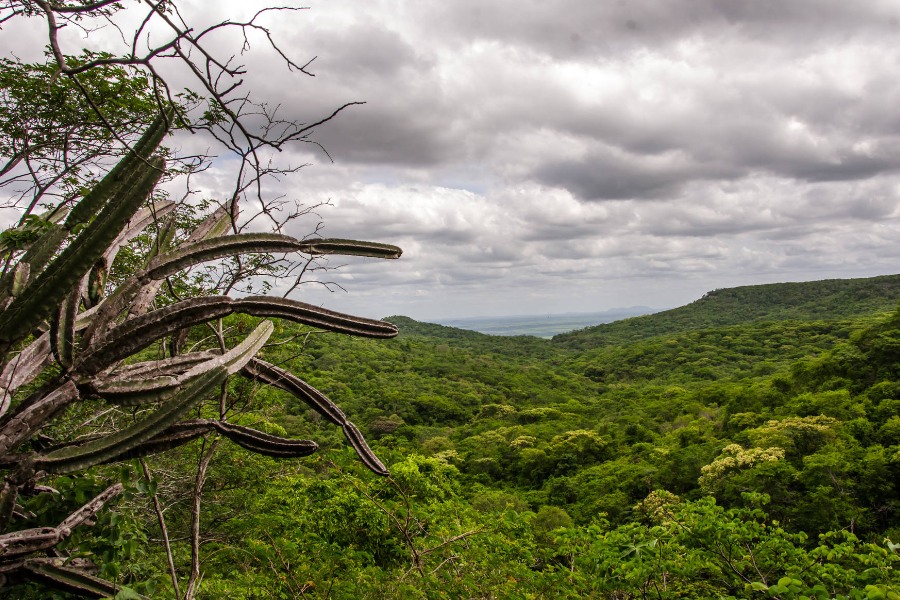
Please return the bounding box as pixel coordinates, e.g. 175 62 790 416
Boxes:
552 274 900 349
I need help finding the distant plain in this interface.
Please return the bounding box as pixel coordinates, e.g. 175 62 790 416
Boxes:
433 307 660 338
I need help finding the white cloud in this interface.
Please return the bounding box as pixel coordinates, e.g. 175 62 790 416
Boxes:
5 1 900 320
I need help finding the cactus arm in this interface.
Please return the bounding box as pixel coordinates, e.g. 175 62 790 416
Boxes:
102 199 176 267
234 297 399 338
79 296 394 377
145 235 402 284
0 333 52 417
37 367 227 474
20 419 213 457
238 358 388 475
85 375 181 406
81 234 399 341
22 559 147 599
49 286 80 370
75 296 235 377
144 233 319 281
0 156 166 349
213 421 318 458
84 321 272 404
0 380 79 457
342 421 389 476
91 419 317 462
299 238 402 259
119 236 395 324
10 418 316 464
188 200 239 242
107 419 217 461
64 109 172 229
241 358 346 426
102 351 219 380
56 155 166 279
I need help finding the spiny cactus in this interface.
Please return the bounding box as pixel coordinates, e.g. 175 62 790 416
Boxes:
0 111 401 596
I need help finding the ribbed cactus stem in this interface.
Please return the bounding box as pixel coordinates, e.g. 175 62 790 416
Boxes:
23 560 148 599
0 380 79 457
78 296 396 377
65 108 173 229
0 483 122 558
0 156 166 349
213 421 318 457
241 358 389 475
233 297 399 338
38 367 226 474
50 286 80 369
242 358 347 425
299 238 402 259
84 322 272 404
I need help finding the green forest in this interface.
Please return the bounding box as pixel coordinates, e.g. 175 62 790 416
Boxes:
8 274 900 599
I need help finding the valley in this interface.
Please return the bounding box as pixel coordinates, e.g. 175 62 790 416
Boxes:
14 274 900 598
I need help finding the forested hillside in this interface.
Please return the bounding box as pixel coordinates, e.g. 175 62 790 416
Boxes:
7 276 900 598
554 274 900 349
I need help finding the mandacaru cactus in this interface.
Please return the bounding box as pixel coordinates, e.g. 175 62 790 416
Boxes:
0 111 401 596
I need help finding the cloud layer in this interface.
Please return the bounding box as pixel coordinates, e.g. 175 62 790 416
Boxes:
253 1 900 319
7 1 900 319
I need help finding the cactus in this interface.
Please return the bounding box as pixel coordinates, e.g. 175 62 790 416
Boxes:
23 560 149 600
0 113 402 595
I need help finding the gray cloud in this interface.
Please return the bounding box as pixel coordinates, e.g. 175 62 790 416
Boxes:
8 1 900 319
415 0 900 59
534 146 740 200
186 0 900 207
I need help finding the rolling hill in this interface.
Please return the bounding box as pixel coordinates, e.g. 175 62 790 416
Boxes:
552 273 900 349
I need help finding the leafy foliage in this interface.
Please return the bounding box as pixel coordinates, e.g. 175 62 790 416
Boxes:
110 276 900 597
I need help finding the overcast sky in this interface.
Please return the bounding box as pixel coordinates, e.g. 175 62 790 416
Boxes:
8 1 900 321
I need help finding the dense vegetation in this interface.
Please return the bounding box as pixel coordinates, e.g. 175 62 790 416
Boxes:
554 274 900 348
11 275 898 598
